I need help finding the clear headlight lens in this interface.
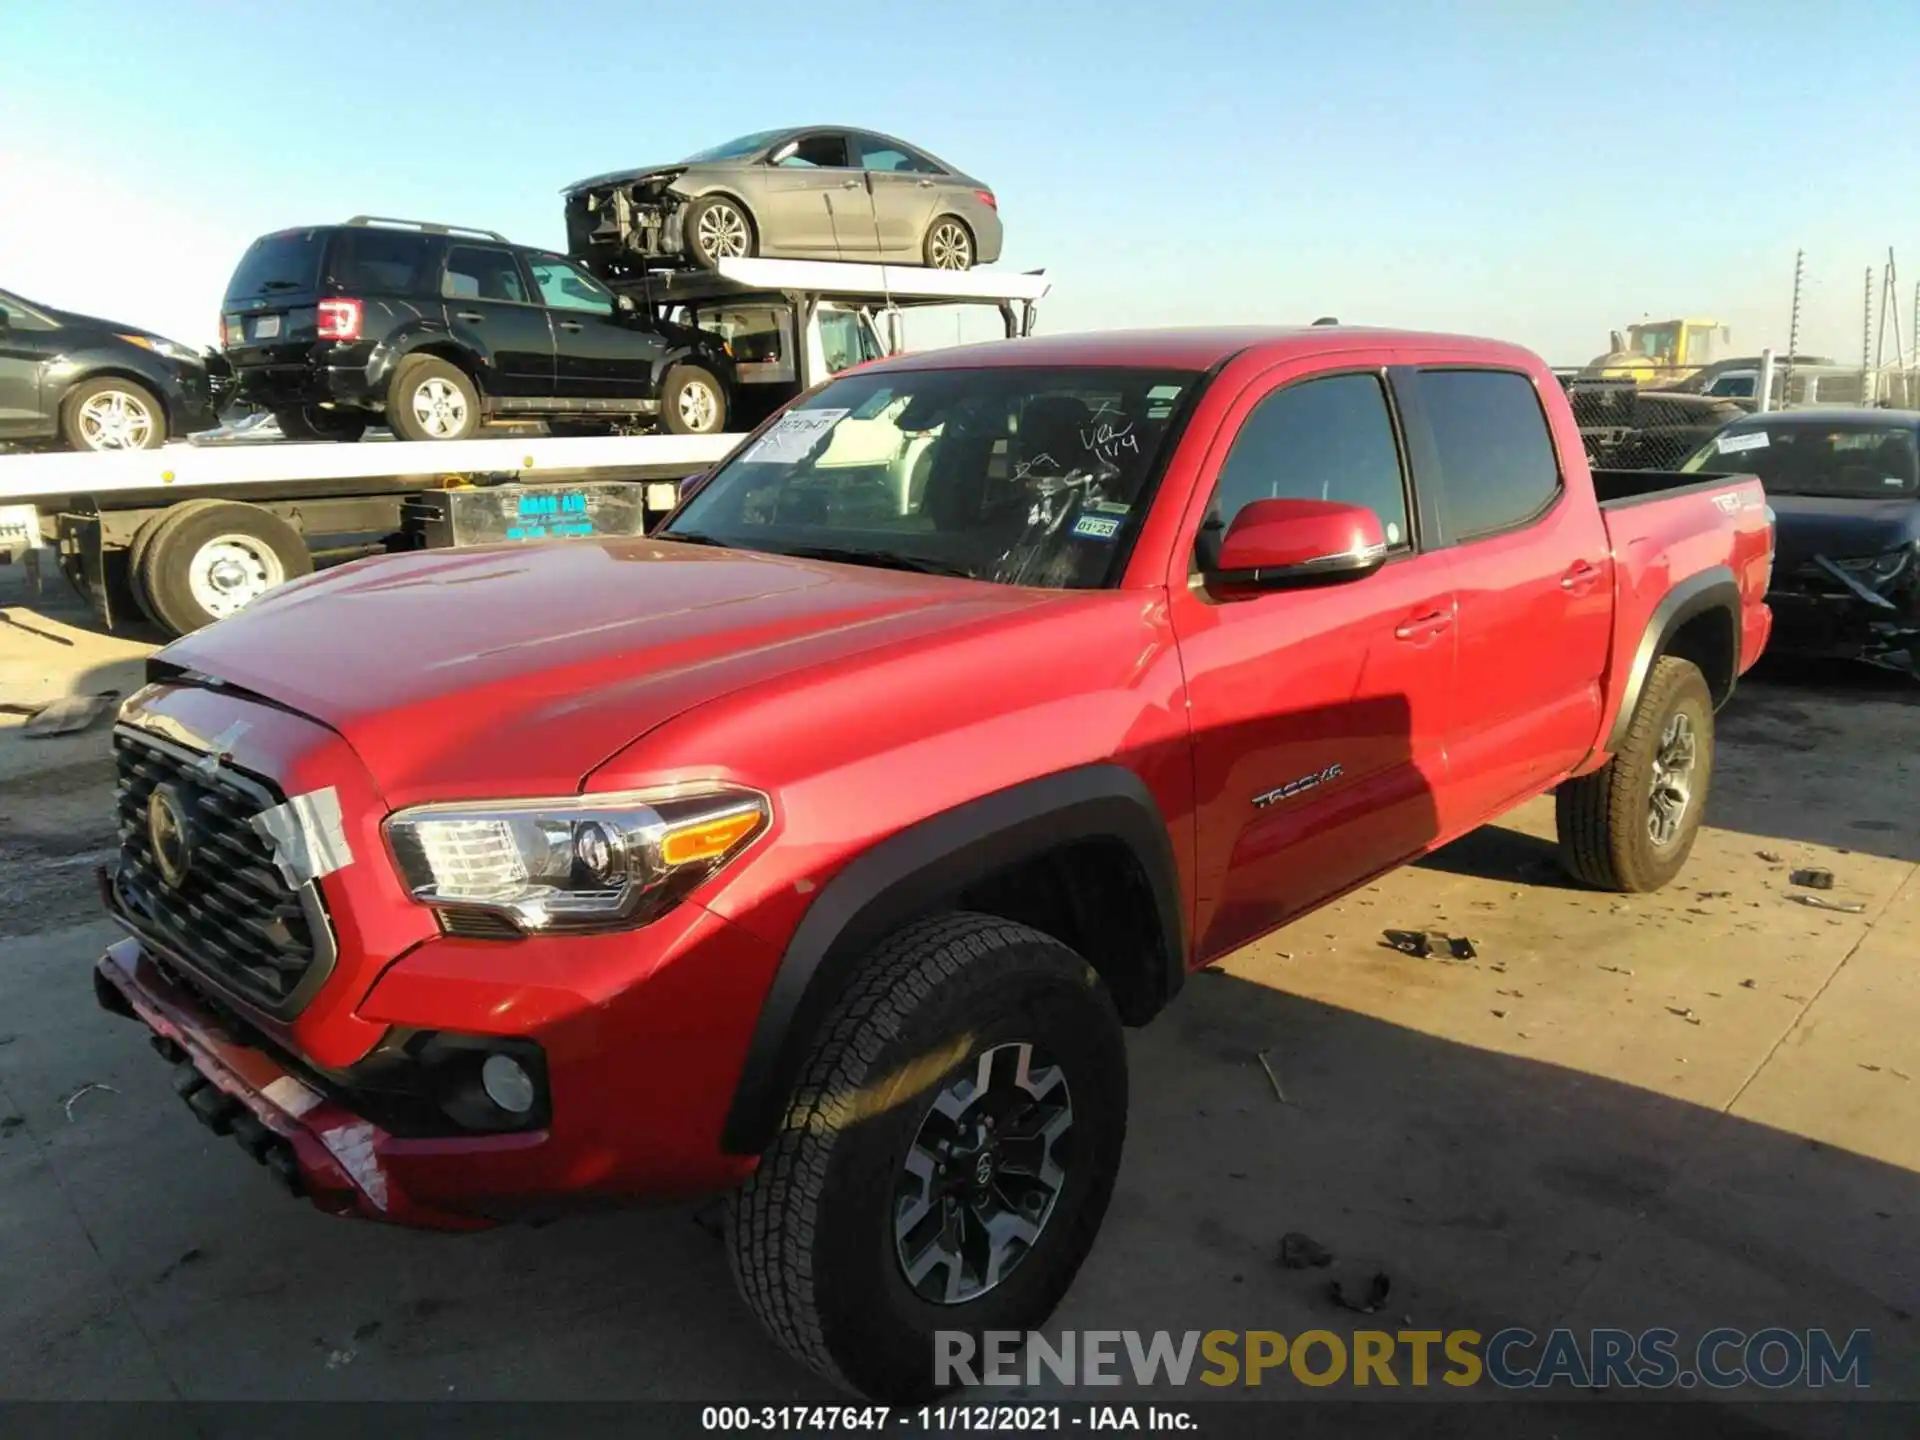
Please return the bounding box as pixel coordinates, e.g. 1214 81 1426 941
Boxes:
384 785 769 935
118 333 204 364
1832 548 1914 581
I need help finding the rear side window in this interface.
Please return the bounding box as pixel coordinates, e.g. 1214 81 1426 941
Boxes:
225 230 324 301
1413 369 1561 541
326 228 430 294
442 245 529 303
857 135 943 174
1208 373 1410 548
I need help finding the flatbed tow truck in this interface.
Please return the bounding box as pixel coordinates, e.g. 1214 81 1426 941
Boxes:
0 259 1049 637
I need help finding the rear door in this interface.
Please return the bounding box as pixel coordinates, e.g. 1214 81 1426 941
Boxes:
528 254 657 404
1166 357 1459 959
0 295 57 432
1393 365 1613 830
855 133 945 258
759 131 875 257
439 245 555 399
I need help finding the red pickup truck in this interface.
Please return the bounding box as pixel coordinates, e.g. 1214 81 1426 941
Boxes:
95 326 1773 1399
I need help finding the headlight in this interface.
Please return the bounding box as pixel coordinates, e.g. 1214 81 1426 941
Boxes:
1833 548 1914 582
384 785 769 935
118 333 203 364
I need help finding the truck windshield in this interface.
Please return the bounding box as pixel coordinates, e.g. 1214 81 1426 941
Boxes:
663 366 1198 588
226 230 325 301
1682 423 1920 498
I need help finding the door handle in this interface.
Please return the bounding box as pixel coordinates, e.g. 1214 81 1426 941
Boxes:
454 311 484 322
917 179 934 188
1394 609 1454 642
841 179 861 189
1560 560 1602 593
557 320 583 331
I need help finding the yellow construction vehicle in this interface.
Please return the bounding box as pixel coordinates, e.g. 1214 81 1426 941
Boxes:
1581 318 1730 385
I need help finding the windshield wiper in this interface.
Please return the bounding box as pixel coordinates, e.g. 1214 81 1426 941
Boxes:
776 544 976 579
657 529 728 547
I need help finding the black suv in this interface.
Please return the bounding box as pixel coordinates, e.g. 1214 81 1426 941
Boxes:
220 218 735 441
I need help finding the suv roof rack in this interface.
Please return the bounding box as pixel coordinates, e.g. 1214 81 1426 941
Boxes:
346 216 508 241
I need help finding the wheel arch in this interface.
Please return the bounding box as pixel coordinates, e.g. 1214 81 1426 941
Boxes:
374 328 486 398
719 763 1186 1156
1604 564 1741 754
59 366 173 430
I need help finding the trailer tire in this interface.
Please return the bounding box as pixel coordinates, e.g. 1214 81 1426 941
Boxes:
1556 655 1714 893
388 357 480 442
660 365 727 435
128 500 227 626
140 501 312 636
274 406 368 443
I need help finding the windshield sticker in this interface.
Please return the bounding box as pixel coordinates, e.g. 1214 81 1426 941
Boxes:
1086 499 1132 516
1072 514 1122 541
741 408 849 464
1716 431 1770 454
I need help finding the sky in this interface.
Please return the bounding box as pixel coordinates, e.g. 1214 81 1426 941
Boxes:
4 0 1918 365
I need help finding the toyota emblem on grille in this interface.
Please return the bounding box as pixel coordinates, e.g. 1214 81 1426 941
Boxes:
147 784 193 889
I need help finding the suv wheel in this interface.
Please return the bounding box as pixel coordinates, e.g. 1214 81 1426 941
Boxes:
1556 655 1715 892
63 378 167 451
727 913 1127 1402
388 357 479 441
661 365 727 435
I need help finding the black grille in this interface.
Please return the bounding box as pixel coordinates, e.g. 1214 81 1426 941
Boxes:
111 728 329 1013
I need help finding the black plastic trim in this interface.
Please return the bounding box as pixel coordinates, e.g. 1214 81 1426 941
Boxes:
1604 564 1742 753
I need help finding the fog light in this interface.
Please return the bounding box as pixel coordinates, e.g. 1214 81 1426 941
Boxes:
480 1053 536 1114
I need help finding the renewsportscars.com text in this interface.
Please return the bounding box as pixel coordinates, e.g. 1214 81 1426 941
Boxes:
936 1327 1873 1390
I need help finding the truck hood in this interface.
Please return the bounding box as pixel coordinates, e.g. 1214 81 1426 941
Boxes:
564 163 684 195
1768 494 1920 565
155 539 1052 804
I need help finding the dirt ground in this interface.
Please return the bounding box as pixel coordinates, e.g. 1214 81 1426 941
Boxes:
1 567 1915 1432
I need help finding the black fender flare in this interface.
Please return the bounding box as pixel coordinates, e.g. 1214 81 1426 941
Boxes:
368 322 475 395
1605 564 1741 753
650 343 736 399
719 763 1186 1156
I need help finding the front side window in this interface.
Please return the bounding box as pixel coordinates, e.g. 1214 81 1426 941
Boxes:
1705 373 1755 398
443 245 528 303
1681 422 1919 497
1413 369 1562 541
1206 373 1410 549
664 366 1198 589
776 133 851 169
817 310 879 374
529 257 613 313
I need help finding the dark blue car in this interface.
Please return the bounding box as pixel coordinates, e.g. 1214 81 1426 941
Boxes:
1681 407 1919 675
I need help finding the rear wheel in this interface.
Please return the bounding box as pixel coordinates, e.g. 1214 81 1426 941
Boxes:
274 406 368 443
1556 655 1715 892
62 378 167 451
138 500 312 635
660 365 727 435
387 357 480 441
922 217 975 271
127 500 223 625
684 196 756 268
727 913 1127 1401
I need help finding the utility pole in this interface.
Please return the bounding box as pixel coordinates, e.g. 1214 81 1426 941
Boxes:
1863 266 1875 404
1782 249 1805 405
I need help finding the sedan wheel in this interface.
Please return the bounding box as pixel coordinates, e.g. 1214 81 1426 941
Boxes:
77 388 158 449
694 201 752 263
926 220 974 271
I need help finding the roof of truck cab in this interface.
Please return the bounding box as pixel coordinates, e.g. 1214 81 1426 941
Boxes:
858 326 1540 373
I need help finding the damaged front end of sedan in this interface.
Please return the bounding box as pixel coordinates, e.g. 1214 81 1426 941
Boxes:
564 169 692 279
1769 544 1920 677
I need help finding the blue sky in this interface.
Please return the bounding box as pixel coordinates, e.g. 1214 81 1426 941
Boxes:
4 0 1917 362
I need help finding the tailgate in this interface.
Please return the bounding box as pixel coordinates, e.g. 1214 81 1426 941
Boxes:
222 228 329 366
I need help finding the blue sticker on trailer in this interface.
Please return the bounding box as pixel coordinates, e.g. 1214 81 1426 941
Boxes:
506 490 595 540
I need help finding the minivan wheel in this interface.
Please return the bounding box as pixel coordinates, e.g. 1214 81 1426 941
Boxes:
388 357 480 441
660 365 727 435
923 218 975 271
684 196 756 268
274 406 368 443
727 913 1127 1402
63 378 167 451
1556 655 1715 892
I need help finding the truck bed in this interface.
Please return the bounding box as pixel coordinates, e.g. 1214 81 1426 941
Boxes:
1590 466 1755 508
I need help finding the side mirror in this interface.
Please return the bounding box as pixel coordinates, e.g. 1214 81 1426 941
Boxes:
768 141 798 165
1204 498 1388 591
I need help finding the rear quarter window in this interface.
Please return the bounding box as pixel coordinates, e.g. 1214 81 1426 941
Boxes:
325 228 432 294
225 230 325 302
1413 369 1562 541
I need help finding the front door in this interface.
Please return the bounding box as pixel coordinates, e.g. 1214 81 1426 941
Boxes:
528 255 657 404
760 132 875 257
438 245 555 399
1167 361 1458 960
1392 364 1614 832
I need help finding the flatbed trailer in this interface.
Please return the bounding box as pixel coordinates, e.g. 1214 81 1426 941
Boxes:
0 257 1051 638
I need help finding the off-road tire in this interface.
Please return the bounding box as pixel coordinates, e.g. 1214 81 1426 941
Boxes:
139 500 312 636
386 356 480 442
1557 655 1715 892
684 196 757 269
660 364 727 435
727 913 1128 1402
274 406 368 443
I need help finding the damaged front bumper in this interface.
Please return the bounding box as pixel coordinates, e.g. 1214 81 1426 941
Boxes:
566 172 691 271
1767 548 1920 675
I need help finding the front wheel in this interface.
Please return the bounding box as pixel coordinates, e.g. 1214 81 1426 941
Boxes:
684 196 756 268
62 377 167 451
727 913 1128 1402
660 364 727 435
1556 655 1715 892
